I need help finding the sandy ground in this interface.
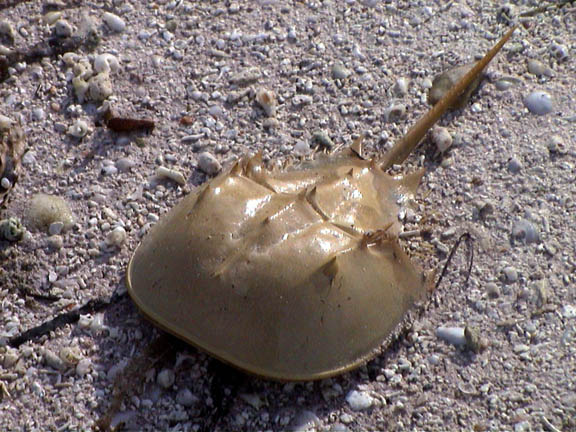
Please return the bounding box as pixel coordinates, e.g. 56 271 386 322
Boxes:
0 1 575 431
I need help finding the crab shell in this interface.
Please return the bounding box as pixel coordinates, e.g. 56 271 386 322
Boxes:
127 147 429 381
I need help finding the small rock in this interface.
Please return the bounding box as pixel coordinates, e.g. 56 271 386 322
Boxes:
430 126 452 152
289 410 320 432
523 91 553 115
311 131 334 151
502 266 518 283
345 390 373 411
48 221 64 236
106 226 127 247
102 12 126 32
59 347 82 366
494 77 521 91
157 368 175 389
197 152 221 175
176 388 199 407
76 358 92 376
53 19 73 38
32 108 46 122
293 140 310 155
229 67 262 86
330 424 351 432
526 59 553 77
436 326 466 346
2 347 19 368
47 235 64 250
331 63 350 80
116 157 136 172
511 219 539 245
239 393 263 410
507 157 522 173
485 282 500 298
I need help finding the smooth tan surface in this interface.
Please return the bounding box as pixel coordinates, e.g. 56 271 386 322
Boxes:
127 153 427 380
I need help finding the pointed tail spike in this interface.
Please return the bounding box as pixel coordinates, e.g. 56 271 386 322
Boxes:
380 25 517 170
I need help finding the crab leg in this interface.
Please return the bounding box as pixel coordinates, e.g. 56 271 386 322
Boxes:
381 25 517 170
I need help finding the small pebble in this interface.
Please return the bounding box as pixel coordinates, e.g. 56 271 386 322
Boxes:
176 388 198 407
436 326 466 346
523 91 553 115
102 12 126 32
157 368 175 389
76 358 92 377
502 266 518 283
197 152 221 175
485 282 500 298
2 347 19 368
507 157 522 173
106 226 127 247
526 59 553 78
331 63 350 80
511 219 539 244
430 126 452 153
48 221 64 236
115 157 136 172
31 108 46 122
290 410 320 432
47 235 64 250
53 19 73 38
345 390 373 411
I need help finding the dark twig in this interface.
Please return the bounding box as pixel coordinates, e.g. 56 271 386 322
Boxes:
435 232 474 290
7 290 127 348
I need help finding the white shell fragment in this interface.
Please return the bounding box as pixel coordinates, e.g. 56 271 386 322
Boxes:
430 126 453 153
523 91 553 115
155 166 186 186
102 12 126 33
346 390 374 411
67 119 91 138
436 326 466 346
94 53 120 74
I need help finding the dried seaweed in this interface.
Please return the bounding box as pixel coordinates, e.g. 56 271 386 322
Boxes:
0 31 100 83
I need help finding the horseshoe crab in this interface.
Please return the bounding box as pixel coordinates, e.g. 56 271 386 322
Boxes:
126 27 516 381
